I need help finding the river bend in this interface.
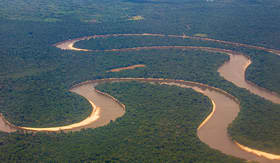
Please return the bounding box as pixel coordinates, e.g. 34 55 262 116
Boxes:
1 34 280 162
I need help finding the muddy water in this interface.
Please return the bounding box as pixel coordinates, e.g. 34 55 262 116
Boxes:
0 77 279 162
70 83 125 131
55 40 89 51
162 82 278 163
218 54 280 104
1 35 279 161
197 88 278 163
0 115 16 133
15 83 125 132
107 64 146 72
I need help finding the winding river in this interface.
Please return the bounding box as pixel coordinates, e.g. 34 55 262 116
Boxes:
1 34 280 162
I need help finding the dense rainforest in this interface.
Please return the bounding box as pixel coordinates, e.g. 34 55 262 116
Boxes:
0 0 280 161
0 82 244 162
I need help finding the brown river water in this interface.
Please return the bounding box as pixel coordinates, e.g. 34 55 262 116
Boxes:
218 54 280 104
1 34 280 162
163 82 279 163
0 114 16 133
70 83 125 131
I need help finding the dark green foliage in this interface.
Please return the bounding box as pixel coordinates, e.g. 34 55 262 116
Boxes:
246 53 280 95
229 97 280 155
1 0 280 160
0 82 243 162
0 45 228 126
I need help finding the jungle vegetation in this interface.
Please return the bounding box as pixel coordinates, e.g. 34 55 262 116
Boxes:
0 82 244 162
0 0 280 161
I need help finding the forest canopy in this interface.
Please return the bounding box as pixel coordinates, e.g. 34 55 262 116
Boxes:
1 0 280 161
